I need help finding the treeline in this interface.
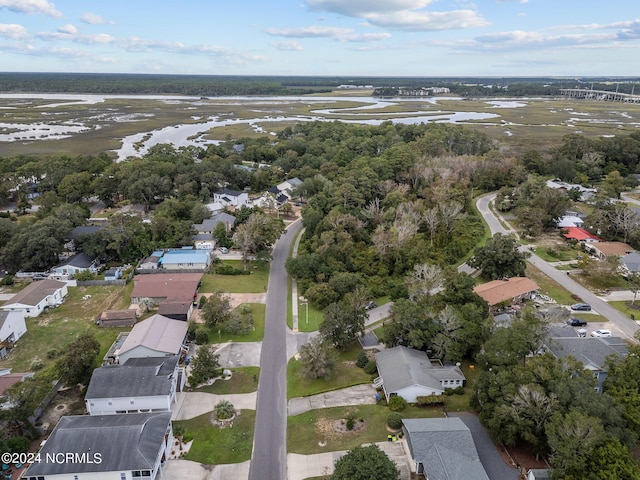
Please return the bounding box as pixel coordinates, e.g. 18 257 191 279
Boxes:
2 73 638 97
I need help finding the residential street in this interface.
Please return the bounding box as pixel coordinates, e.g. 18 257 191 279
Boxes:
477 193 639 340
249 220 303 480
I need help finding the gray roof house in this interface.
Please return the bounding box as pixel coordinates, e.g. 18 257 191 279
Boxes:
403 417 490 480
85 355 182 415
23 412 173 480
374 346 465 402
193 212 237 234
50 252 98 279
543 336 629 393
621 251 640 275
1 279 68 318
115 314 189 364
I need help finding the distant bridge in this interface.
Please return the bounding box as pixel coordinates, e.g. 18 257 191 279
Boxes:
560 88 640 104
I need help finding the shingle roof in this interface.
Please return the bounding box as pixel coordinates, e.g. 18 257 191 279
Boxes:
56 252 96 269
131 273 201 303
545 336 628 371
23 412 171 475
71 225 104 239
403 417 490 480
592 241 634 257
622 251 640 273
2 279 66 307
117 314 188 357
473 277 539 307
85 355 178 399
375 346 465 394
158 302 191 316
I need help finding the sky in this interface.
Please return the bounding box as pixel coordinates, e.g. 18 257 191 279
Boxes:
0 0 639 77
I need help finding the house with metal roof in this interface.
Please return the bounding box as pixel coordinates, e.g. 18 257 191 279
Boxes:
542 336 628 393
159 248 211 270
114 314 188 364
23 412 173 480
402 417 490 480
1 279 67 318
374 346 465 402
85 355 182 415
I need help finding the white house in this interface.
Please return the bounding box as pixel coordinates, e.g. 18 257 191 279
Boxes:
115 314 189 364
374 346 465 402
1 279 68 318
23 412 173 480
85 355 183 415
0 311 27 359
50 252 98 280
213 188 249 208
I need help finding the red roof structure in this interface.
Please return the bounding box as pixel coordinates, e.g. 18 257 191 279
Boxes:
563 227 601 242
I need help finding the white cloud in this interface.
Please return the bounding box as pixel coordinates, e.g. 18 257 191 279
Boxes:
270 40 304 51
58 24 77 34
265 26 353 38
307 0 434 16
81 12 111 25
0 23 28 40
306 0 487 31
37 30 116 45
0 0 62 17
366 10 489 31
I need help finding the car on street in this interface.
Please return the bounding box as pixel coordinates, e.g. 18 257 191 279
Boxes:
571 303 592 311
567 317 587 327
591 329 612 337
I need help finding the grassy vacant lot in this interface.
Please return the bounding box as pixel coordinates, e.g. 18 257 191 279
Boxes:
205 303 265 343
534 246 582 262
525 264 578 306
173 410 255 464
196 367 260 395
200 260 269 293
287 344 372 399
608 301 640 321
287 404 443 455
1 282 133 372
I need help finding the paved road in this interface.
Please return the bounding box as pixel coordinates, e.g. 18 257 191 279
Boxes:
477 193 639 340
249 220 303 480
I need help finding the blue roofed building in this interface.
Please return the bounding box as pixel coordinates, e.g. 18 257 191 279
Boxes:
159 249 211 270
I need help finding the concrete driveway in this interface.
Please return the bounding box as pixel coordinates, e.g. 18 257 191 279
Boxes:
160 459 250 480
172 391 257 420
287 441 412 480
211 341 262 368
288 384 378 416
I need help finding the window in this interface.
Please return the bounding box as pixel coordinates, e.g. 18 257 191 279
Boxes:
121 473 127 480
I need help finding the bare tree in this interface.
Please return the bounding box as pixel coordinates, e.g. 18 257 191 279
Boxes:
422 207 439 246
362 197 385 226
406 262 444 301
439 201 464 236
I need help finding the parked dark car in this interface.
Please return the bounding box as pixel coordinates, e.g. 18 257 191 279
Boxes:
567 317 587 327
365 301 377 310
571 303 592 311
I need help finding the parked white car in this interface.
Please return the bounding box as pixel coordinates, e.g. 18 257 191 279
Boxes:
590 329 612 338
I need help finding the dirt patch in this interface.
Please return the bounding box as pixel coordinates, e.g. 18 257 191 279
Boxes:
315 415 367 441
36 385 86 432
191 293 266 323
503 441 550 479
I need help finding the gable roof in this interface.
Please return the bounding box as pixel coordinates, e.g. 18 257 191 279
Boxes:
473 277 539 307
56 252 96 269
70 225 104 239
86 355 178 399
403 417 490 480
117 314 188 357
160 250 209 265
556 216 584 228
375 346 464 394
193 212 236 233
591 241 634 257
131 273 201 303
621 251 640 273
563 227 601 242
2 279 66 307
24 412 171 475
215 187 244 197
545 336 628 371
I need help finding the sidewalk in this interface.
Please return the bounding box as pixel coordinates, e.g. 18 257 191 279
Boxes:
160 459 250 480
288 384 378 416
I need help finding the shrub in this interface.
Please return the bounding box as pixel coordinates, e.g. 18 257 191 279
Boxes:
416 395 445 407
356 350 369 368
30 358 44 371
198 296 207 309
46 348 58 359
346 414 355 431
0 275 14 286
215 264 249 276
194 328 209 345
388 395 407 412
7 436 30 453
213 399 235 420
387 412 403 430
363 360 377 375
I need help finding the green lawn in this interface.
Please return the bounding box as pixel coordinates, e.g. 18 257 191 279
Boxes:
173 410 255 464
288 344 372 399
200 260 269 293
294 301 324 332
206 303 265 343
533 246 582 262
525 264 578 305
1 283 132 371
287 404 443 455
196 367 260 394
608 301 640 321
